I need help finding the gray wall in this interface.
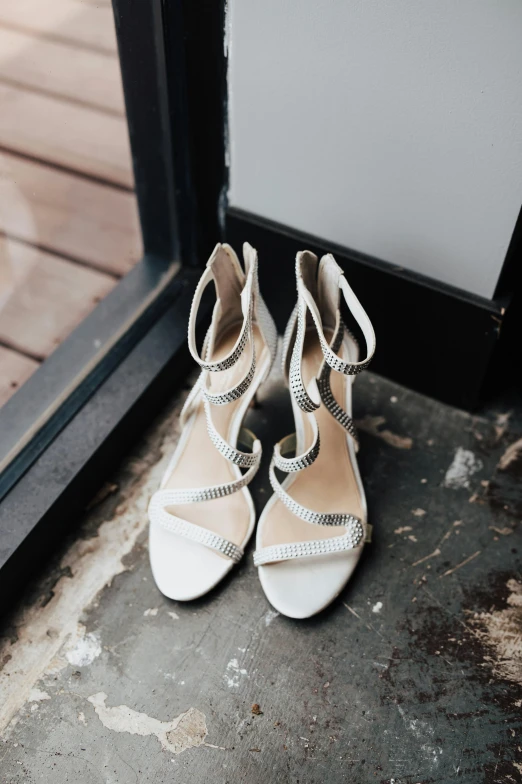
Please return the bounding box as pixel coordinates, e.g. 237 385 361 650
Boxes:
227 0 522 299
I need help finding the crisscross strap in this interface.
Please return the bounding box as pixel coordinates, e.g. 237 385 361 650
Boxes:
252 455 371 566
288 297 322 413
273 418 320 473
298 267 375 377
204 401 259 468
149 432 261 561
278 316 358 482
316 316 359 446
268 457 362 528
202 336 257 406
286 258 376 416
156 434 261 506
149 501 244 562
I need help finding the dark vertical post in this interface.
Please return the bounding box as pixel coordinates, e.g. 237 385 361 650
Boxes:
178 0 229 259
111 0 198 265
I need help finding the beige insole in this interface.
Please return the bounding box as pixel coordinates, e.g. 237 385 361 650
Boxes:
262 328 364 548
164 322 268 548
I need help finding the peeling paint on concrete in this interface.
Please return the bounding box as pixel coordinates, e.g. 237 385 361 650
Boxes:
87 692 207 754
471 579 522 685
263 609 279 627
397 705 442 768
224 657 248 688
0 413 183 734
64 624 101 667
28 688 50 703
444 447 483 489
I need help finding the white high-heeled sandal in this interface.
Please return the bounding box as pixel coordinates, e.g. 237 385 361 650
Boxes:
254 251 376 618
149 242 277 600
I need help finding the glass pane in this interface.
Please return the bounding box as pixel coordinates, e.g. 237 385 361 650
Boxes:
0 0 142 408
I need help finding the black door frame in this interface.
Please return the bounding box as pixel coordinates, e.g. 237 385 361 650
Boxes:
0 0 220 613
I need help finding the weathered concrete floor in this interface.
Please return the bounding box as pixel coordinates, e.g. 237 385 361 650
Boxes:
0 363 521 784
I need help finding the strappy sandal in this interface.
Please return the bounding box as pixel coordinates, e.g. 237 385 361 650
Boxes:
254 251 376 618
149 242 277 600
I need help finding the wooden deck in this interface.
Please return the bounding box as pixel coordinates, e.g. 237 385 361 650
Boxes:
0 0 142 407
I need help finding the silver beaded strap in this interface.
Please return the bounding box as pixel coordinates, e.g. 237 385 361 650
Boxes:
273 417 320 473
150 435 260 561
316 318 359 446
155 438 261 506
202 334 256 406
187 263 255 373
317 372 358 444
148 497 243 563
268 458 362 528
288 298 321 414
299 273 375 376
253 524 366 566
204 402 260 468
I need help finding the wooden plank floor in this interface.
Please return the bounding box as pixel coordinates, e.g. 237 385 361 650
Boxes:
0 0 117 55
0 0 141 405
0 153 141 275
0 27 125 114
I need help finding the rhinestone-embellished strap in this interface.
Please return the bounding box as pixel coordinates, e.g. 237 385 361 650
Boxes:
202 337 256 406
273 416 320 473
204 403 260 469
316 316 359 447
253 526 372 566
150 434 260 561
185 249 257 411
268 458 362 527
155 437 261 506
187 262 254 373
298 264 376 377
253 461 372 566
148 499 243 563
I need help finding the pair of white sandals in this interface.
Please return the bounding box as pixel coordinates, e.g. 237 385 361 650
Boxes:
148 242 376 618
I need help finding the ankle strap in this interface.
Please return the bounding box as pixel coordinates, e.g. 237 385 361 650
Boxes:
187 262 255 373
284 255 376 416
297 262 376 377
